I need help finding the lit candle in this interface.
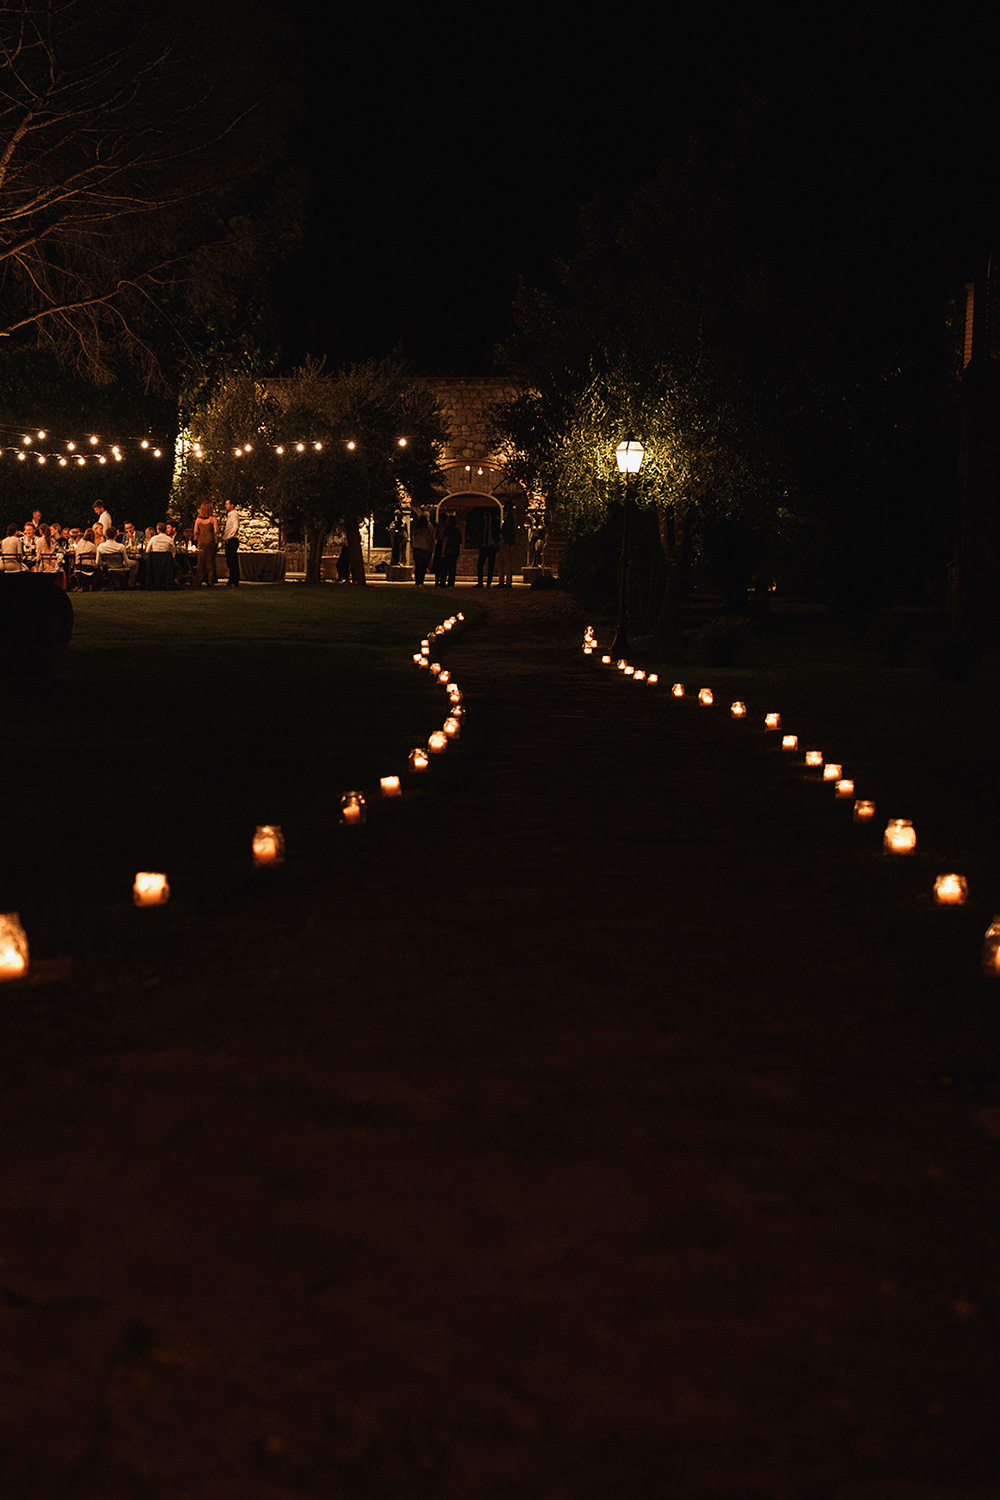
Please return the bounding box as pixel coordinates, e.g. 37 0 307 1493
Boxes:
823 762 842 781
883 818 916 855
853 799 876 823
421 639 430 649
438 670 450 684
133 872 169 906
583 646 593 655
835 778 855 798
380 775 402 798
731 701 746 718
634 669 646 681
341 791 366 825
601 655 612 666
416 657 429 668
982 917 1000 975
443 716 460 738
252 824 284 865
698 688 713 706
764 712 780 730
617 659 628 671
934 873 967 906
647 674 659 685
804 750 823 767
781 734 798 751
429 663 442 676
0 913 28 981
624 665 635 677
672 683 685 698
456 612 464 621
428 731 448 753
409 747 429 771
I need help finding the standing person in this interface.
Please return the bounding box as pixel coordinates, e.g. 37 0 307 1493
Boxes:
409 508 434 588
93 500 112 535
223 498 241 587
193 501 218 587
497 506 518 588
476 507 500 588
442 512 462 589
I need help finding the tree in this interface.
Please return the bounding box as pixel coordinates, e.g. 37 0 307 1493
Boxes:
177 355 447 581
0 0 297 385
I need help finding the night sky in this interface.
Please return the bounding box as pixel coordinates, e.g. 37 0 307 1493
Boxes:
271 9 996 377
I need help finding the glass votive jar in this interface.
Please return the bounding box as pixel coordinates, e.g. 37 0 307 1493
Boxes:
340 791 366 825
731 701 746 718
252 824 284 865
764 712 780 730
883 818 916 855
934 873 967 906
853 799 876 823
0 913 29 981
781 734 798 751
380 776 402 798
804 750 823 767
133 872 169 906
823 762 842 782
698 688 713 706
409 747 429 771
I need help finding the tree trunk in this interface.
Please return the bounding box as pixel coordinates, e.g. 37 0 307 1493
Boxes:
305 524 325 584
655 504 687 639
346 519 367 585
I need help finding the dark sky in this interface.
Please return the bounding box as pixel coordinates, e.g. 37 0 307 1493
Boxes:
271 8 995 376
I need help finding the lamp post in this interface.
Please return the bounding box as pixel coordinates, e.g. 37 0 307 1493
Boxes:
611 438 644 656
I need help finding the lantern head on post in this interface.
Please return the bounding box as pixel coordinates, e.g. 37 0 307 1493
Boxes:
615 439 645 474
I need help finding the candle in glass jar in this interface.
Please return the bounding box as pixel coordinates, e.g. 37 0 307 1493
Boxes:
672 683 685 698
835 778 855 798
380 776 402 798
647 673 659 685
341 791 366 825
409 747 429 771
823 762 842 781
0 913 28 981
982 917 1000 975
133 871 169 906
601 655 612 665
883 818 916 854
805 750 823 767
428 731 448 753
443 716 460 738
634 669 646 681
252 824 284 865
698 688 713 706
764 712 780 730
731 701 746 718
853 799 875 823
934 873 967 906
781 734 798 751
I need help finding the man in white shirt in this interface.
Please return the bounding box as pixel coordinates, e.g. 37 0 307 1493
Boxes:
223 498 241 587
93 501 112 535
97 527 129 588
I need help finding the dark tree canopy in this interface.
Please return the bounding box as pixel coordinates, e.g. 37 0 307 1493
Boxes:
0 0 299 386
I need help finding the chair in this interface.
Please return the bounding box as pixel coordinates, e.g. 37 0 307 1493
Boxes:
99 554 129 591
1 550 24 573
146 551 174 590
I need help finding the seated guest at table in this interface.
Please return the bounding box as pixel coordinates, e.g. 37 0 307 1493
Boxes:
122 522 141 557
73 528 98 590
97 526 129 585
2 523 24 571
93 522 105 548
20 522 37 569
34 525 62 579
145 522 175 589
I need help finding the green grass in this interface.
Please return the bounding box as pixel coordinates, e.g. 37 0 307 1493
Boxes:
2 587 472 944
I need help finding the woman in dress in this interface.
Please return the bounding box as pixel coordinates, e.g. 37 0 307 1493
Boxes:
34 525 64 586
193 501 218 587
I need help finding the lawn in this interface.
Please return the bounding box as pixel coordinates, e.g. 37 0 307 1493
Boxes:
1 586 471 949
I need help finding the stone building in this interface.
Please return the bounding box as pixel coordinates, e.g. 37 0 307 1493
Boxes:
411 376 557 577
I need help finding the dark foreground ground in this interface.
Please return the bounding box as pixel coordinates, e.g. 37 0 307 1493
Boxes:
1 591 998 1499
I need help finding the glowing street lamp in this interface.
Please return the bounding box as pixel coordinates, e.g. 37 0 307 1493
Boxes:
611 438 644 656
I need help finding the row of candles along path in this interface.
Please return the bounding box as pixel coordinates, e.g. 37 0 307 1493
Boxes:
582 626 1000 975
0 611 469 982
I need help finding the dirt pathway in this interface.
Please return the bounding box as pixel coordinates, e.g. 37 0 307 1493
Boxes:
1 591 997 1499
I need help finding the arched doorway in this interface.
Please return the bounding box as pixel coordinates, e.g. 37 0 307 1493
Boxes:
433 492 502 576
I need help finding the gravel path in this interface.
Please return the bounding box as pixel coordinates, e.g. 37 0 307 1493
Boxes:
1 590 997 1499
